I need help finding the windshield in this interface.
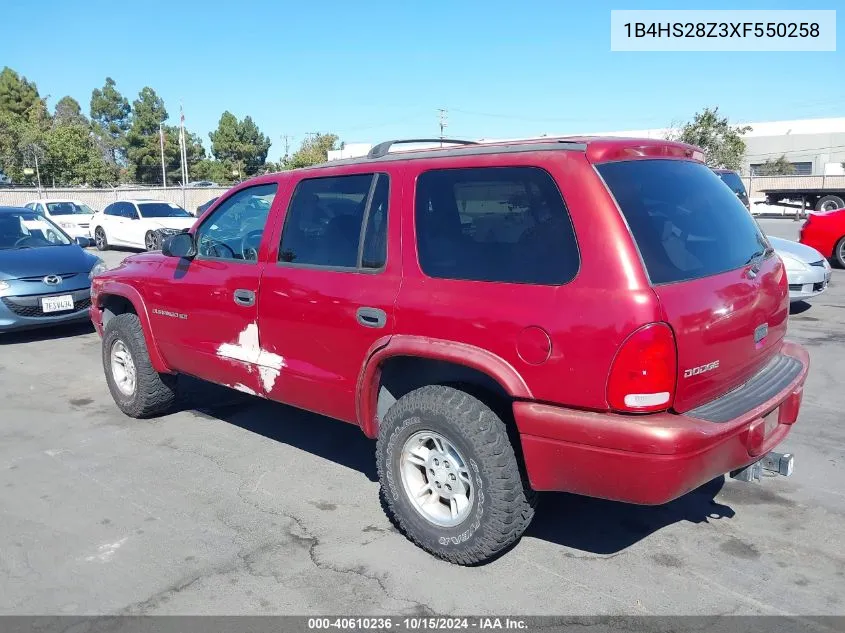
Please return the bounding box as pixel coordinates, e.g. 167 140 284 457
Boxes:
598 160 769 285
0 211 73 249
718 172 747 196
137 202 192 218
46 202 96 216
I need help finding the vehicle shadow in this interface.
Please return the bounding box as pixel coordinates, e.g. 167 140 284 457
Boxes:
0 321 95 344
177 376 379 481
790 301 812 315
524 477 733 555
177 376 734 553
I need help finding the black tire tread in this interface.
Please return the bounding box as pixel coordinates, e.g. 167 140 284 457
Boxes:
376 385 535 565
103 313 176 418
834 236 845 269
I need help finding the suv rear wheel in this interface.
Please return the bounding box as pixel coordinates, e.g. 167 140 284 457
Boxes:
376 385 536 565
103 313 177 418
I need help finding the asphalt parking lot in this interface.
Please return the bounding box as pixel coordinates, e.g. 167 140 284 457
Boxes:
1 218 844 616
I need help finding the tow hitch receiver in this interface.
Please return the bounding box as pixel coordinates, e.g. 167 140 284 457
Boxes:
730 451 794 483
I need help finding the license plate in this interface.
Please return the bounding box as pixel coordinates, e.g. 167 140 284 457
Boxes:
41 295 75 313
763 408 779 437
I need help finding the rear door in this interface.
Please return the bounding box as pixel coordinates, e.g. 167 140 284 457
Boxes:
257 170 400 422
597 159 788 412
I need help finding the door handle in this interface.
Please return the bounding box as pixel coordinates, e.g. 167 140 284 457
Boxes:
356 307 387 329
233 289 256 307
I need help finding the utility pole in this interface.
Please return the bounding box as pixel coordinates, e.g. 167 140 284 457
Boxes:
437 108 448 146
280 134 292 159
159 123 167 188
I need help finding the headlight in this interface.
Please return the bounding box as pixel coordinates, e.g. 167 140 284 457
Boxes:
780 254 809 272
0 280 9 291
89 259 108 279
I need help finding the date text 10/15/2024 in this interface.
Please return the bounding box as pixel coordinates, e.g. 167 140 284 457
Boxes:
307 617 528 630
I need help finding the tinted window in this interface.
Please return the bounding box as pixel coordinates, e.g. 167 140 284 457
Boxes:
415 167 578 285
137 202 192 218
196 183 277 262
119 203 138 219
104 203 118 216
598 160 770 285
280 173 387 269
717 172 746 196
47 202 95 215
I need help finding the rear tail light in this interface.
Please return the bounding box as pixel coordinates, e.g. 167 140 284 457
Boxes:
607 322 677 413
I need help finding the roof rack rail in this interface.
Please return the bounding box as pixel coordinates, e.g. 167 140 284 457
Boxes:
367 138 479 159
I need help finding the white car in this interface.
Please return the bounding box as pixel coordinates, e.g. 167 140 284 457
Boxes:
23 199 97 241
90 199 196 251
769 235 832 302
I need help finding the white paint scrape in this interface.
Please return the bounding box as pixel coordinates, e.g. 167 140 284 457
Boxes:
216 323 285 393
232 383 258 396
85 537 128 562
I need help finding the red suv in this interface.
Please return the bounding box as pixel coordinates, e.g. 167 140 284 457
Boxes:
90 137 809 565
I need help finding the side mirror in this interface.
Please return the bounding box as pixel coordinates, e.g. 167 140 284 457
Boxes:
75 236 93 248
162 232 197 258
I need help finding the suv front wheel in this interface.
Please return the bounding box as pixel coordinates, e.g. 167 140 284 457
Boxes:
103 313 177 418
376 385 536 565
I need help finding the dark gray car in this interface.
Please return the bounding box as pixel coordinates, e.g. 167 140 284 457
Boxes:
0 206 106 332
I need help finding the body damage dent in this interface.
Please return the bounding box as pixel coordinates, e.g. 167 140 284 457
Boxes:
216 323 285 393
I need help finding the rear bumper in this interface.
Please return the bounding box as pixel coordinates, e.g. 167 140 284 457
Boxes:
514 341 809 505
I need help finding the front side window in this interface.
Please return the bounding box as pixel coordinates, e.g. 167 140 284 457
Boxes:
415 166 579 285
103 203 118 217
279 173 389 270
137 202 191 218
196 183 277 262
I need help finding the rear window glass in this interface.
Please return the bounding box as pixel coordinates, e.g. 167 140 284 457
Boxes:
415 167 579 285
598 160 769 285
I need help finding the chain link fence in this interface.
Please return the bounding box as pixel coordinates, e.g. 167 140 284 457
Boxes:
0 186 230 214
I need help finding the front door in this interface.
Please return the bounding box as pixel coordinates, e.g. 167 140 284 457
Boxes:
149 181 280 394
258 171 401 422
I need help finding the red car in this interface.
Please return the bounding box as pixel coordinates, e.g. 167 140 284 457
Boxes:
90 137 809 565
800 207 845 268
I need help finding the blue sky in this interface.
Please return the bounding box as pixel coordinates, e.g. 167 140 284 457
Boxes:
1 0 842 161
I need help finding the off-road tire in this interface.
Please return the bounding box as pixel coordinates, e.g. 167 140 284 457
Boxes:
94 227 109 251
834 236 845 269
103 313 177 418
376 385 536 565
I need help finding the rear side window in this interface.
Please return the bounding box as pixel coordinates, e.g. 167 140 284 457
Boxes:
279 173 388 270
415 167 578 285
598 160 769 285
718 171 747 196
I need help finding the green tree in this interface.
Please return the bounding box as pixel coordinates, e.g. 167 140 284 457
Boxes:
283 133 339 169
209 111 272 176
90 77 131 164
756 155 795 176
44 124 114 186
125 88 206 184
0 67 41 117
0 67 51 183
666 107 751 170
54 96 87 127
191 158 235 184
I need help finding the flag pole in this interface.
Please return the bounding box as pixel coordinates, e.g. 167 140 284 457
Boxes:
159 123 167 188
179 103 189 187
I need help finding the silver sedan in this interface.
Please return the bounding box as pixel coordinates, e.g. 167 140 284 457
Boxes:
769 236 832 302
